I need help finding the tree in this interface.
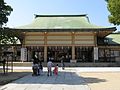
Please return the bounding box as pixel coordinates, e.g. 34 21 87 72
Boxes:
0 0 13 58
0 0 13 27
0 28 22 73
106 0 120 25
0 28 23 57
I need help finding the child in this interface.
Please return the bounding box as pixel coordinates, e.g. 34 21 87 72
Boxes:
53 64 58 75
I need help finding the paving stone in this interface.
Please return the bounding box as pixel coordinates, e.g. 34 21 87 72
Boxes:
0 69 90 90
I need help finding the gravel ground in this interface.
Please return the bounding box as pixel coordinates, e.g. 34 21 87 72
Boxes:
80 72 120 90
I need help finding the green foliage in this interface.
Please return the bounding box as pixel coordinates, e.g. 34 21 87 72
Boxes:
0 28 22 59
0 0 14 58
0 28 22 45
106 0 120 25
0 0 13 27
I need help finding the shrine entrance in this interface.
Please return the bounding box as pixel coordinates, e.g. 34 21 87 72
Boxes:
47 46 72 62
75 47 93 62
27 46 44 62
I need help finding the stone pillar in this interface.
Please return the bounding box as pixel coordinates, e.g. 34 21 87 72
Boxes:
44 46 47 62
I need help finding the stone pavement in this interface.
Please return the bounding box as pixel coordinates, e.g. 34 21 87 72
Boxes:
0 68 90 90
1 67 120 90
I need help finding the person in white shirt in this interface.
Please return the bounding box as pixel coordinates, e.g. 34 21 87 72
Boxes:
47 60 54 76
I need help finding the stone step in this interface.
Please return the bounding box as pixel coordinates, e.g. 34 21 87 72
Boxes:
6 62 119 67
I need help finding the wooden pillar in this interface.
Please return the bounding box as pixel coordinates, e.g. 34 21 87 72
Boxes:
27 50 32 61
72 32 75 60
72 46 75 60
44 32 47 62
44 46 47 62
22 32 26 47
94 32 97 46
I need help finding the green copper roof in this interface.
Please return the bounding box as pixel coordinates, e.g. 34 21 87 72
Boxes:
16 15 115 30
107 33 120 45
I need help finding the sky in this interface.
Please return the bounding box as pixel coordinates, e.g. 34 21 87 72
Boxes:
4 0 120 31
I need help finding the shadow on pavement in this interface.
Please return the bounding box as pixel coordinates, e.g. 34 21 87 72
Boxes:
0 72 31 85
81 77 106 84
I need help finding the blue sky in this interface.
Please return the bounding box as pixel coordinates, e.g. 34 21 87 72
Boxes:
4 0 120 31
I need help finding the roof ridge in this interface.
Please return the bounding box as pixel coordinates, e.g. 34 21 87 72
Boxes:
34 14 87 18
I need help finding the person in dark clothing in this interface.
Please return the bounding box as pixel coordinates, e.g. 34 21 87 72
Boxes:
33 57 39 64
61 56 65 70
32 57 39 76
38 62 43 75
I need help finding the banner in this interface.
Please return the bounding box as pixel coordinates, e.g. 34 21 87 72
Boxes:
94 47 98 61
21 48 27 62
